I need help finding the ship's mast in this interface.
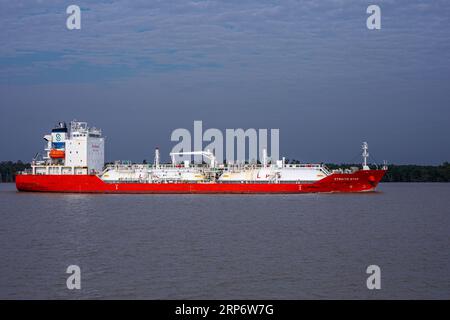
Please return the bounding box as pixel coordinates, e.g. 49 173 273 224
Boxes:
154 148 160 167
362 142 370 170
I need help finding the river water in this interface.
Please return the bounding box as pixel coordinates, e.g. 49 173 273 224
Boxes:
0 183 449 299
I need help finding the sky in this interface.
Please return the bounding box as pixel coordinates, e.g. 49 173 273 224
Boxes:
0 0 449 164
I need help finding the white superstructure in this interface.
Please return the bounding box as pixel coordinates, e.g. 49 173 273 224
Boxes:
65 121 104 174
31 121 105 175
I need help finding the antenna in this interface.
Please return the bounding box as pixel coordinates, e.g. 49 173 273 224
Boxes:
362 142 370 170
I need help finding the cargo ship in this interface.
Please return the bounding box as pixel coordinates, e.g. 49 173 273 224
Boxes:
16 121 387 194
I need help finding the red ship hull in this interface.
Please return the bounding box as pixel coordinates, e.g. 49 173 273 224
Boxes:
16 169 386 194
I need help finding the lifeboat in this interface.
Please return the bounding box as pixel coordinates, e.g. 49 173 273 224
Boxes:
49 149 65 159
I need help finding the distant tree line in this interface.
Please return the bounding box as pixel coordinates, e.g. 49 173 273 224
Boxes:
381 163 450 182
324 162 450 182
0 161 31 182
1 161 449 183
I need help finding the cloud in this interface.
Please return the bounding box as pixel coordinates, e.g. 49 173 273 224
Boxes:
0 0 449 85
1 1 450 163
